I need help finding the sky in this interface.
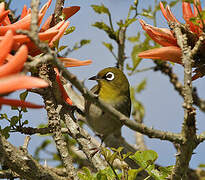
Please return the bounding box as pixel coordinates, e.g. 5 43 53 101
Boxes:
2 0 205 170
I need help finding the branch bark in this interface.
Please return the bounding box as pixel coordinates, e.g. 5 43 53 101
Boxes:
0 134 67 180
170 22 198 180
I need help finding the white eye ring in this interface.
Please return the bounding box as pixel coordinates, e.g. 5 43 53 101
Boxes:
105 72 115 81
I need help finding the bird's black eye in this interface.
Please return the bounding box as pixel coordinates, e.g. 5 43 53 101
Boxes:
105 72 115 81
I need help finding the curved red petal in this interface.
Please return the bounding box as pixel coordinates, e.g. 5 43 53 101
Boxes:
193 0 202 16
20 5 28 19
165 5 179 23
139 19 177 46
49 21 70 47
59 57 92 67
40 15 52 32
0 10 9 24
54 68 72 105
0 75 48 94
0 30 13 65
138 46 182 64
160 2 169 22
0 45 28 77
62 6 80 20
182 2 198 33
0 14 31 35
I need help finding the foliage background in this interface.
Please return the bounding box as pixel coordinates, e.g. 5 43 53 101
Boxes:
2 0 205 169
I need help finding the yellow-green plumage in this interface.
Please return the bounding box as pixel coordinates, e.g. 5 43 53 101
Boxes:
85 67 131 138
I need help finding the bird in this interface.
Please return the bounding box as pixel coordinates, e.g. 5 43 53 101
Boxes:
85 67 131 140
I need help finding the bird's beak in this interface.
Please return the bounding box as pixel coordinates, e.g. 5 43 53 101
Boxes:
88 75 98 80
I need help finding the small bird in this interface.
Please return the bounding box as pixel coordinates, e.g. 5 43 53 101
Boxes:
85 67 131 139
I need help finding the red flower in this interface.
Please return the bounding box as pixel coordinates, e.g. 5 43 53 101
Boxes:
138 1 205 80
0 0 92 107
0 31 48 108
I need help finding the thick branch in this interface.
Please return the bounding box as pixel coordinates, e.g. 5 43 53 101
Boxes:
170 23 198 180
0 134 67 180
29 1 78 178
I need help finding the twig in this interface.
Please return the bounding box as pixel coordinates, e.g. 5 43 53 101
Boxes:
51 0 65 27
117 24 126 70
22 136 31 151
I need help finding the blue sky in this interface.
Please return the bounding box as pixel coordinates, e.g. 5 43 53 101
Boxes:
2 0 205 169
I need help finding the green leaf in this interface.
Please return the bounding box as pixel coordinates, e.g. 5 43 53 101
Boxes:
127 33 140 43
111 147 124 154
96 167 117 180
0 113 8 120
64 26 76 35
80 39 91 46
128 169 141 180
1 126 11 139
102 42 113 52
10 116 19 126
53 40 59 49
22 120 28 126
182 0 193 3
129 150 158 169
22 108 28 113
92 22 116 40
78 167 94 180
125 18 137 27
136 79 147 93
11 106 18 110
109 152 118 165
20 91 28 101
91 4 110 15
199 164 205 168
58 45 67 52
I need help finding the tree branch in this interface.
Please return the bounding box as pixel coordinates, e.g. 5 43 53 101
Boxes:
0 134 67 180
170 22 198 180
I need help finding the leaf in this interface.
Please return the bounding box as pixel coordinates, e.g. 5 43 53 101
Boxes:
124 18 137 27
199 164 205 168
10 116 19 126
127 33 140 43
136 79 147 93
0 113 8 120
11 106 18 110
102 42 113 52
91 4 110 15
111 147 124 154
182 0 194 3
78 167 94 180
92 22 116 40
96 167 117 180
22 120 28 126
128 169 141 180
64 26 76 35
53 40 59 49
109 152 118 165
20 91 28 101
129 150 158 169
58 45 67 52
1 126 11 139
80 39 91 46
